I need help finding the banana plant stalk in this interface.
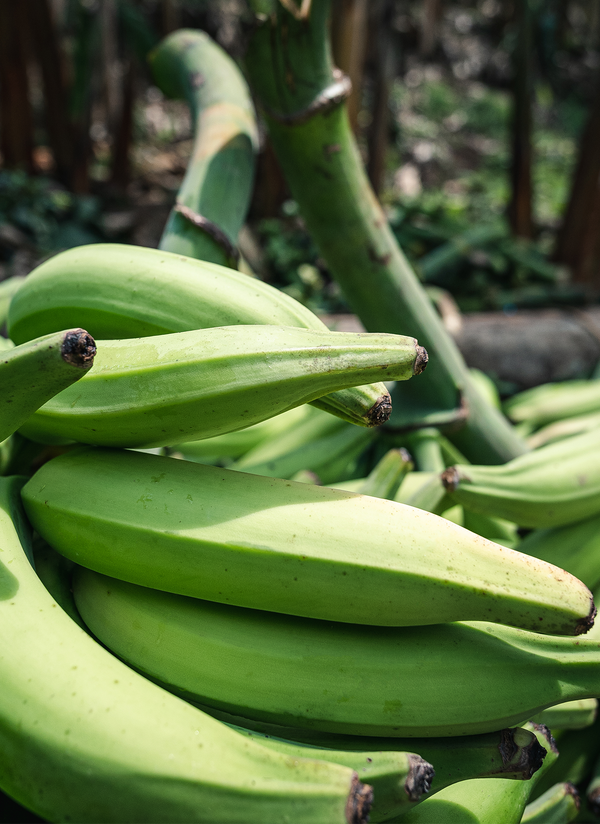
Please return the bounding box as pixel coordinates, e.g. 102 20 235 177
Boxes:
150 29 259 267
243 0 527 465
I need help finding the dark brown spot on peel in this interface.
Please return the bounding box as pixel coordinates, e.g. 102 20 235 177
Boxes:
565 783 580 811
367 246 391 266
528 723 559 755
61 329 96 369
345 773 373 824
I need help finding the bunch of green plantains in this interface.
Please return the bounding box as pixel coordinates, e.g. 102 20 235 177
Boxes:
3 246 600 824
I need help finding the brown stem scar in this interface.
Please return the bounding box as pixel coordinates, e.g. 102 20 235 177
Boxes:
61 329 96 369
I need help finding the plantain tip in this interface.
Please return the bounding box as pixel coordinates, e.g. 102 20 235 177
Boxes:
441 466 460 492
575 596 597 636
366 392 392 427
565 783 581 811
528 722 559 755
61 329 96 369
404 755 435 802
498 728 547 779
413 345 428 375
345 773 373 824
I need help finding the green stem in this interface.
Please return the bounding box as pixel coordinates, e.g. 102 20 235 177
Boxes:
404 428 445 472
244 1 527 465
150 29 259 267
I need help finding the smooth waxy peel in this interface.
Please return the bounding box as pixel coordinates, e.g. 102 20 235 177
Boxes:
0 476 372 824
0 328 95 443
19 325 424 449
22 447 595 632
72 567 600 739
8 243 392 428
442 427 600 528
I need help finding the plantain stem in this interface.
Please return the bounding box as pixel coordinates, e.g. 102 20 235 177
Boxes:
150 29 259 267
244 1 528 465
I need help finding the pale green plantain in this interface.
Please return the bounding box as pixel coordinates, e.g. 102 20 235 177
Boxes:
0 328 95 443
22 447 595 632
18 325 425 449
0 475 372 824
357 448 413 500
172 405 313 463
531 715 600 802
200 709 550 794
442 427 600 528
226 725 434 822
8 243 392 427
232 406 376 484
518 513 600 593
527 410 600 449
522 782 580 824
388 724 557 823
72 567 600 738
0 275 24 327
461 509 519 549
31 533 85 629
504 379 600 428
530 698 598 731
403 428 445 472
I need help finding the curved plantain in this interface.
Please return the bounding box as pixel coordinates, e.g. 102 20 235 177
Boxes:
72 568 600 738
18 325 425 448
22 446 595 633
8 243 392 427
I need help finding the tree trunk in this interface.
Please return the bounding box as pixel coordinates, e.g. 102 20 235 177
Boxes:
419 0 444 59
29 0 73 185
366 0 396 195
0 3 34 171
109 59 135 190
68 1 101 193
554 77 600 292
330 0 368 132
508 0 534 239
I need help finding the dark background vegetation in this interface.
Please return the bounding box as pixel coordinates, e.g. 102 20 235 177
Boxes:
1 0 599 317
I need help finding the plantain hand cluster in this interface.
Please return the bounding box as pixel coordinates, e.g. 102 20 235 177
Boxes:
2 244 600 824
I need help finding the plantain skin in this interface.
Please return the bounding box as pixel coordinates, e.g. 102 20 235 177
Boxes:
0 328 95 443
21 446 595 633
0 476 371 824
8 243 393 427
72 567 600 738
18 325 423 449
442 427 600 528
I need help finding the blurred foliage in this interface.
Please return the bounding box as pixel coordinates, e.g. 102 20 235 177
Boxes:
0 170 110 265
257 202 347 314
1 0 599 312
255 68 589 314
